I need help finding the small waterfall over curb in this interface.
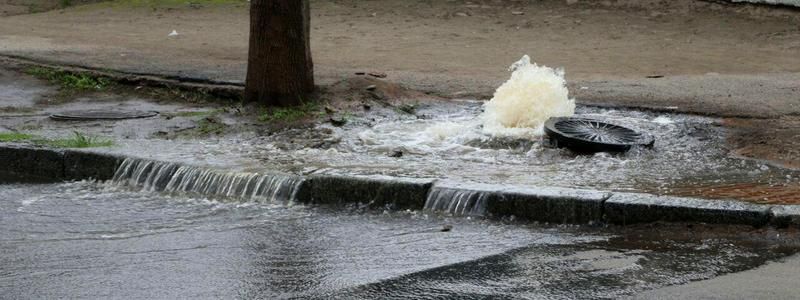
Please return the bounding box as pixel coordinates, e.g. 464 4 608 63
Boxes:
112 158 303 202
423 186 494 216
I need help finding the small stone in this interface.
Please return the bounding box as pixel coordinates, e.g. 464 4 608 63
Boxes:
368 91 385 100
389 149 403 158
441 224 453 232
365 85 377 91
368 72 387 78
511 11 524 15
362 103 372 110
329 117 347 127
397 104 416 114
355 71 366 75
324 106 337 114
455 12 469 17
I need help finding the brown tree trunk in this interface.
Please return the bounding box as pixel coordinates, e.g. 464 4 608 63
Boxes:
245 0 314 106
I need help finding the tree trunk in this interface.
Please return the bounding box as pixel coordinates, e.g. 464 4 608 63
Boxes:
245 0 314 106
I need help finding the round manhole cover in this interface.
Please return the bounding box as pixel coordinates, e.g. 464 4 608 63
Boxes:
50 109 159 121
544 117 654 153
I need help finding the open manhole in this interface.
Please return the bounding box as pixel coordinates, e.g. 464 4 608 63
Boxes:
50 109 158 121
544 117 654 153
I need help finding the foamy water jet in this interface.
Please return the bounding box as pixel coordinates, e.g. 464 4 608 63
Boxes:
482 55 575 138
353 56 574 155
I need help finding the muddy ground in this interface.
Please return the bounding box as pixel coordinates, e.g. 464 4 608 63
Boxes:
0 0 103 16
0 0 797 111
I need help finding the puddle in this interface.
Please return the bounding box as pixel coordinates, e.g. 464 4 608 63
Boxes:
0 67 52 108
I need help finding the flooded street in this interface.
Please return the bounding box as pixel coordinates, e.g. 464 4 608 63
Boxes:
2 182 797 299
1 0 800 298
242 104 800 204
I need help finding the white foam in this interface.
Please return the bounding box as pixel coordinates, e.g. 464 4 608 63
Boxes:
482 55 575 138
652 116 674 125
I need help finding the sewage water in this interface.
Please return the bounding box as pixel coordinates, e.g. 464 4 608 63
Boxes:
2 182 798 298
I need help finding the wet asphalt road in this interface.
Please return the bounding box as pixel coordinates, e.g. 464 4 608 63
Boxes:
2 182 799 299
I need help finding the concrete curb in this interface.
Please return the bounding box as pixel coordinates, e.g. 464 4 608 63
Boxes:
0 145 65 182
2 144 799 228
1 55 244 100
296 175 434 210
0 145 123 182
491 186 611 224
604 193 772 227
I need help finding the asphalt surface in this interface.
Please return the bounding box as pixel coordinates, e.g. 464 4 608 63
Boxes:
634 254 800 299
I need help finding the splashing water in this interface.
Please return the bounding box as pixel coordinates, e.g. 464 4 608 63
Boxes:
352 56 576 156
482 55 575 138
112 157 303 202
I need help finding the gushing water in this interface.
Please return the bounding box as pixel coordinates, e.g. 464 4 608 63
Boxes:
482 55 575 138
424 186 493 216
352 56 575 157
112 158 303 202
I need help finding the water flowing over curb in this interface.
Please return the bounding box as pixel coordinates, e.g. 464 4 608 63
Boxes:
112 158 303 202
2 145 799 228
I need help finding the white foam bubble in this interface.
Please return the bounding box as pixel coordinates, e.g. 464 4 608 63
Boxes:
482 55 575 138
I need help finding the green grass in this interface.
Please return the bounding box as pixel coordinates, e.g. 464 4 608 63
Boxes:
175 111 214 117
0 106 37 114
0 131 113 148
39 131 114 148
258 101 321 123
196 118 225 135
60 0 73 8
168 108 226 118
25 67 111 92
0 132 35 142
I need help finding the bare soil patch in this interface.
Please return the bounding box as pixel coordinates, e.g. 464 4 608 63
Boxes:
726 116 800 170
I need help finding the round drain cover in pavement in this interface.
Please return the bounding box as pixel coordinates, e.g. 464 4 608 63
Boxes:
544 117 654 153
50 109 159 121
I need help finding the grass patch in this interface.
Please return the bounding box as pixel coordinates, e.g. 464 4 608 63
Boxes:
60 0 73 8
175 111 215 118
0 132 35 142
258 101 321 123
38 132 114 148
0 106 37 114
0 131 113 148
166 108 226 118
25 66 111 92
197 117 225 135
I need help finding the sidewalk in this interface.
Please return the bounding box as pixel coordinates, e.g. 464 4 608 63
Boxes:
634 254 800 299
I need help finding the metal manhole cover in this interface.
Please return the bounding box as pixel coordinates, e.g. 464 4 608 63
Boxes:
50 110 159 121
544 117 654 153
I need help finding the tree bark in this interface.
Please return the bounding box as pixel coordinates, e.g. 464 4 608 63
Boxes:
245 0 314 106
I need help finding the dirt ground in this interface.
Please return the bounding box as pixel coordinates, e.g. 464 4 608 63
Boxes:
0 0 102 16
0 0 798 167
